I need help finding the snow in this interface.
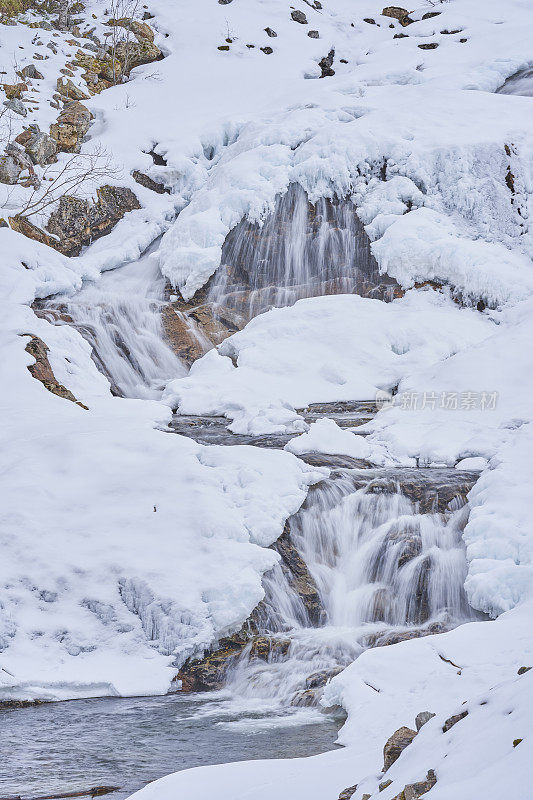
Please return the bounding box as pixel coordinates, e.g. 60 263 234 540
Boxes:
285 417 394 466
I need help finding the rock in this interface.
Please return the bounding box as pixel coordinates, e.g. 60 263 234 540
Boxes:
113 39 163 74
50 100 92 152
20 64 44 79
271 522 324 624
56 77 89 101
264 27 277 37
24 131 57 165
304 666 344 689
422 11 441 19
0 154 21 184
364 18 376 25
379 779 393 791
132 169 169 194
2 82 28 99
261 46 273 54
176 623 258 692
382 6 413 26
418 42 439 49
383 726 417 772
338 787 357 800
161 305 211 365
23 335 87 408
249 635 290 661
415 711 435 731
106 17 155 42
392 770 437 800
291 10 308 24
3 98 27 116
319 48 335 77
442 709 468 732
46 185 141 256
308 30 319 38
9 215 57 248
217 45 230 51
518 666 531 675
363 622 447 649
218 0 234 3
187 302 246 345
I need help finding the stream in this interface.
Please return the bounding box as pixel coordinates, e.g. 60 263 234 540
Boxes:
10 189 486 799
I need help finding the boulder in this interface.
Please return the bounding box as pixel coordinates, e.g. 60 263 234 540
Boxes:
338 787 357 800
160 305 210 366
46 185 141 256
249 635 291 661
20 64 44 79
24 131 57 165
2 82 27 99
319 48 335 77
56 77 89 101
50 100 92 152
415 711 435 731
106 17 155 42
383 726 417 771
264 27 277 37
308 30 319 38
113 39 163 74
0 154 21 184
304 666 344 689
442 709 468 732
382 6 413 26
3 98 27 116
392 770 437 800
291 10 308 23
132 169 169 194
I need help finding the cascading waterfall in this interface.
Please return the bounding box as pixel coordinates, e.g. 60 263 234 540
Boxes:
222 470 479 711
206 183 394 320
41 248 186 399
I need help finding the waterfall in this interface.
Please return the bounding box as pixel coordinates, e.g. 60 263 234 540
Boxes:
205 184 394 321
222 470 479 709
41 248 186 399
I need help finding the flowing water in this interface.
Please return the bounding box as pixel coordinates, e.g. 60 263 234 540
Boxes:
19 195 483 797
497 66 533 96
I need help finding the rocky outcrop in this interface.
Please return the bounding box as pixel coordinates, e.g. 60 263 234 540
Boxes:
382 6 413 26
50 100 93 152
106 17 155 43
46 185 141 256
16 126 57 166
383 726 417 771
338 786 358 800
56 76 89 101
161 305 211 366
24 335 87 409
2 81 27 99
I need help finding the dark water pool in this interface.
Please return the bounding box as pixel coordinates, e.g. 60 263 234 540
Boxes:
0 693 342 800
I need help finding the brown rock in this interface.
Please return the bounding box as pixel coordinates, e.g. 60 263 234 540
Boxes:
249 635 290 661
113 39 163 74
50 100 92 152
56 77 89 101
23 335 87 409
392 769 437 800
383 726 417 771
338 787 357 800
2 82 28 99
380 779 393 791
161 305 211 366
106 17 155 42
271 522 324 624
382 6 413 26
132 169 169 194
46 186 141 256
442 709 468 732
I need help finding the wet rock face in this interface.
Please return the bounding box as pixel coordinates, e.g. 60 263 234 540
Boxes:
46 185 141 256
272 522 324 625
160 305 210 366
176 630 251 692
383 726 417 771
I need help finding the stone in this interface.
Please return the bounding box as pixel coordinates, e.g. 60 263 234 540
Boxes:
260 46 273 54
161 305 211 365
513 738 523 747
113 39 163 74
422 11 441 19
418 42 439 49
24 131 57 165
383 726 417 772
392 769 437 800
291 10 308 24
106 17 155 42
379 779 393 791
9 215 56 247
319 48 335 77
338 787 357 800
518 666 531 675
0 154 21 184
132 169 169 194
23 335 87 409
46 185 141 256
56 77 89 101
308 30 319 38
249 635 290 661
176 625 257 692
20 64 44 79
187 302 246 345
304 666 344 689
442 709 468 732
415 711 435 731
382 6 413 26
3 98 27 116
2 82 27 99
50 100 92 152
264 27 277 37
